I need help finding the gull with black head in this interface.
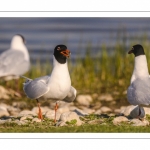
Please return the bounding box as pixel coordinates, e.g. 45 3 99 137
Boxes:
22 45 76 122
127 44 150 119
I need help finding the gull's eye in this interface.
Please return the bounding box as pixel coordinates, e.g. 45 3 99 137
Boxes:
57 47 61 50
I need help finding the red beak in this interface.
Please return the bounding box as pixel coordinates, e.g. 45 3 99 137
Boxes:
60 49 70 58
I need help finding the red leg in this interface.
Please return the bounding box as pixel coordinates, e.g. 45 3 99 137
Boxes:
54 102 58 123
36 99 43 120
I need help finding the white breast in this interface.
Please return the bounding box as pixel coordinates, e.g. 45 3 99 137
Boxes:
131 55 149 83
43 56 71 100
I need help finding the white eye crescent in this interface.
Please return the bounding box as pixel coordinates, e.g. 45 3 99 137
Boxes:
57 47 61 50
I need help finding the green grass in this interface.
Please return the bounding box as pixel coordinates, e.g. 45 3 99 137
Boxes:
1 35 150 132
0 115 150 133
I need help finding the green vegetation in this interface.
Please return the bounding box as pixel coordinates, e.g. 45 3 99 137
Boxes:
1 34 150 132
0 114 150 132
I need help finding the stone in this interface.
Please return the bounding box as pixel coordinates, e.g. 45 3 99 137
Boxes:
76 95 93 106
72 108 88 116
57 111 83 126
100 106 112 113
18 110 37 117
32 106 50 115
12 102 27 109
79 106 95 114
7 106 21 116
45 110 61 120
98 94 113 102
143 107 150 115
92 102 102 110
94 109 102 115
0 109 10 118
20 116 27 121
130 119 149 126
57 106 70 114
32 118 41 123
114 109 121 114
113 116 129 125
0 86 10 99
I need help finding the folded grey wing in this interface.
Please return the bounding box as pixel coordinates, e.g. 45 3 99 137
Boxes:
127 78 150 105
23 79 49 99
63 86 77 103
0 49 30 76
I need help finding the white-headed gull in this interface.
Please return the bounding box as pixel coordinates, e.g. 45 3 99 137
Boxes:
22 45 77 122
0 34 30 81
127 44 150 119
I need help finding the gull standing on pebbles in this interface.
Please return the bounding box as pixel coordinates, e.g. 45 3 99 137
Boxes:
22 45 77 122
0 34 30 84
127 44 150 119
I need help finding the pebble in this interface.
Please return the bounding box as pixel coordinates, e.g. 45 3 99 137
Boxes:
72 108 88 116
100 106 112 113
98 94 113 101
0 109 10 118
32 118 42 123
130 119 149 126
76 95 93 106
57 111 83 126
32 106 50 115
18 110 37 117
45 110 61 120
113 116 129 125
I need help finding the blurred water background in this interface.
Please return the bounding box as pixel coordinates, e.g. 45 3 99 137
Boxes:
0 17 150 63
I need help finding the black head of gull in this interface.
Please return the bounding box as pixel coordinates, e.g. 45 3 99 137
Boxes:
128 44 145 57
54 44 71 64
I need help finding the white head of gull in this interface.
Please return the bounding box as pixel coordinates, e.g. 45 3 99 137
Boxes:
0 34 30 81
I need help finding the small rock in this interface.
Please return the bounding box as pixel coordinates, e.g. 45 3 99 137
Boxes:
114 109 121 114
57 111 83 126
143 107 150 115
0 86 10 99
20 116 27 121
92 93 99 99
45 110 61 120
18 110 37 117
32 118 41 123
79 106 95 114
0 109 10 118
0 119 7 124
57 106 70 114
88 119 104 125
113 116 129 125
94 109 102 115
12 102 27 109
32 106 50 115
72 108 88 116
98 94 113 101
100 106 112 113
92 102 102 110
76 95 93 106
130 119 149 126
7 106 21 117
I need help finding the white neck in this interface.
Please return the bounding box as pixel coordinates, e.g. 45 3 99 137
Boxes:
131 55 149 83
48 55 70 83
